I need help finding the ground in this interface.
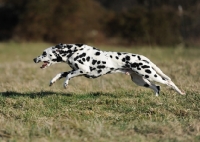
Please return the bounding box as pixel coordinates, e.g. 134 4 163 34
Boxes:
0 42 199 142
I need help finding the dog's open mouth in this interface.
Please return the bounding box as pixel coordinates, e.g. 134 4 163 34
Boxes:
40 61 49 69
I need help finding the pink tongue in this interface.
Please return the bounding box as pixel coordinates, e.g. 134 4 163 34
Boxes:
40 62 48 68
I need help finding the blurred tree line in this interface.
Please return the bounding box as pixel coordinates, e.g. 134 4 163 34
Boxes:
0 0 200 46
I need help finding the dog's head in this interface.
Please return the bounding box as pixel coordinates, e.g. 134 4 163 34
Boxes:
33 43 68 69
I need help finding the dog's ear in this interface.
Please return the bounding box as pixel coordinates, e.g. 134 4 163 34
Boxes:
55 43 63 49
55 43 63 53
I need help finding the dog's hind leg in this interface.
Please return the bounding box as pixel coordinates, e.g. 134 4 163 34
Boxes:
129 60 185 95
130 73 160 96
142 72 185 95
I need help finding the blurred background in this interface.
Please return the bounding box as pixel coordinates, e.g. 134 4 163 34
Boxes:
0 0 200 47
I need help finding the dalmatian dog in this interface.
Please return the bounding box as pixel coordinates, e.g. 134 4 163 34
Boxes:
33 43 185 96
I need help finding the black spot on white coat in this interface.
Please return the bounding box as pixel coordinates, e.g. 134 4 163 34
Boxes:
117 52 122 55
145 69 151 74
95 52 101 56
86 56 90 62
92 60 97 65
125 56 130 61
141 65 150 69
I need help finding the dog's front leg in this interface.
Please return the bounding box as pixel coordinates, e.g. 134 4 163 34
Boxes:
50 71 70 86
63 69 86 88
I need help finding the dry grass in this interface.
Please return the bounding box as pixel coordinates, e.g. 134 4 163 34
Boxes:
0 42 199 142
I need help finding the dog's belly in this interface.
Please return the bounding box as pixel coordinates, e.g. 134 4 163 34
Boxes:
83 67 133 79
84 67 115 78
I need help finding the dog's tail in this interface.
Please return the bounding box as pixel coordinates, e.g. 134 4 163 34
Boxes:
149 61 171 81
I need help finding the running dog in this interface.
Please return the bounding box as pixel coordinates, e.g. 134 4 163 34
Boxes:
33 43 185 96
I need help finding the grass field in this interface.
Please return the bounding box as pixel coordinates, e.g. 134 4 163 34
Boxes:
0 42 199 142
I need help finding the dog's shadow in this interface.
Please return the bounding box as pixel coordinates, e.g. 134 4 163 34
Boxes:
0 91 73 98
0 91 116 99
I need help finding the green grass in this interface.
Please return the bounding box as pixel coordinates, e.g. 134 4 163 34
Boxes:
0 42 199 141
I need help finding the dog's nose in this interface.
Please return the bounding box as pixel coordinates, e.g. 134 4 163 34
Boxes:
33 58 37 63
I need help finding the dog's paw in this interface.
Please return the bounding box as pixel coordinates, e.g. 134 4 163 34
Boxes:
181 91 186 95
49 77 59 86
63 83 68 89
49 74 62 86
49 81 54 86
49 79 56 86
